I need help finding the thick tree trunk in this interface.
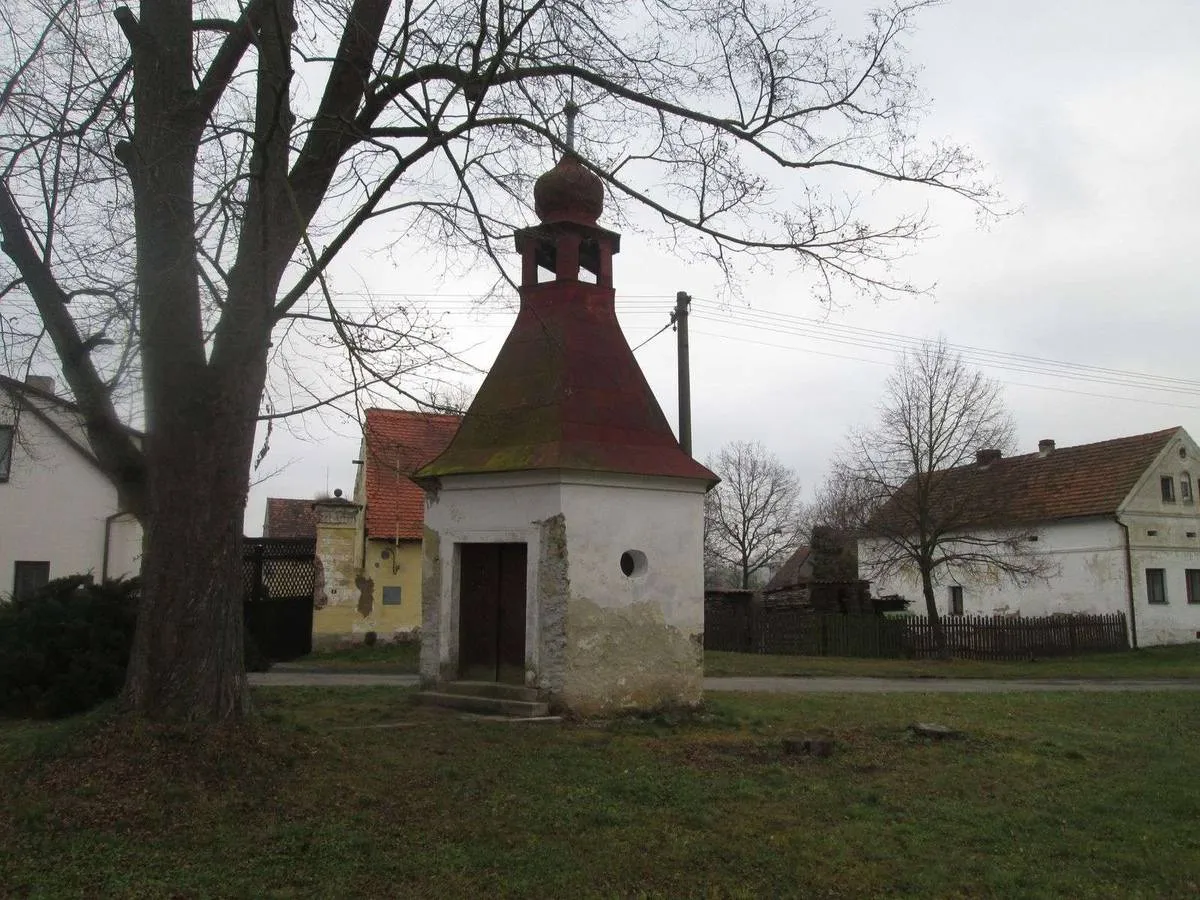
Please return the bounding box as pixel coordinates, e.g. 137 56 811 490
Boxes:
122 370 266 720
116 1 283 721
122 369 268 718
920 566 948 659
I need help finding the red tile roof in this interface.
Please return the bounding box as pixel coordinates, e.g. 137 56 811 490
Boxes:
868 427 1181 532
264 498 318 539
363 409 461 540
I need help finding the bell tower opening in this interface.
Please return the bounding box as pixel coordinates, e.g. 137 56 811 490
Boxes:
515 153 621 290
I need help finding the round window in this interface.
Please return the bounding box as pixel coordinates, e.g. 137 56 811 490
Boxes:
620 550 647 578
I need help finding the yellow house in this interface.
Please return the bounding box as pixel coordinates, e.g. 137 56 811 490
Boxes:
312 409 460 644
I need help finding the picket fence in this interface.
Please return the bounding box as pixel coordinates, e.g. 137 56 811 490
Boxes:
704 602 1129 660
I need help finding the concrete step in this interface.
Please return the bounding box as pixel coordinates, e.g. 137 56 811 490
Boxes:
416 691 550 718
439 681 540 703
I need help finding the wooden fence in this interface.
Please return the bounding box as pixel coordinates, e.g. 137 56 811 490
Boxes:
704 598 1129 660
243 538 317 662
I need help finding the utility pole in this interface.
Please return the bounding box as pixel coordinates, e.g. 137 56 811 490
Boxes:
673 291 692 455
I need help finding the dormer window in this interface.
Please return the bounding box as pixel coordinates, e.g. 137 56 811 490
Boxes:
1161 476 1176 503
1182 473 1193 503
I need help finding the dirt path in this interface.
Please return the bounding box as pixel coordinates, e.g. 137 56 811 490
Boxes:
249 671 1200 692
250 672 420 687
703 676 1200 693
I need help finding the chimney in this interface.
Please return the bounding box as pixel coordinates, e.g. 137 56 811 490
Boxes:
1038 439 1055 458
24 375 55 396
976 449 1002 467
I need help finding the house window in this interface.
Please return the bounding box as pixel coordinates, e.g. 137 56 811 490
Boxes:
1182 473 1193 503
0 424 11 481
1187 570 1200 605
1161 476 1176 502
12 561 50 602
1146 568 1168 605
381 586 402 606
948 585 964 616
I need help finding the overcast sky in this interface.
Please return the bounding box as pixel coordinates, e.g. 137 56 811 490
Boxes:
247 0 1200 534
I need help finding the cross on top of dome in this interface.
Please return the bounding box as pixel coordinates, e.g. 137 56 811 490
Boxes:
532 102 604 227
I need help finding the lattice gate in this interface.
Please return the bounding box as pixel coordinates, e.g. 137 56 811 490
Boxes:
242 537 316 661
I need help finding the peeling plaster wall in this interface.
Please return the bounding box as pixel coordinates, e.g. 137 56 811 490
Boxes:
558 478 706 714
313 496 424 642
863 513 1200 646
861 518 1129 621
313 503 366 641
358 539 423 632
536 513 569 696
419 527 443 684
418 471 708 711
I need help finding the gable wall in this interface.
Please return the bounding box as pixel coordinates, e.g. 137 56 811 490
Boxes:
1116 431 1200 644
0 397 140 594
1122 430 1200 515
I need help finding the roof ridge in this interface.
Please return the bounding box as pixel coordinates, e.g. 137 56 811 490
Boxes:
948 427 1180 471
1037 426 1180 454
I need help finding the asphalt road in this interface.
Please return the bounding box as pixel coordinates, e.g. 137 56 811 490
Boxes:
248 671 1200 693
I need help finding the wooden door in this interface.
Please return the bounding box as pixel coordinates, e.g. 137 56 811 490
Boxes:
458 543 527 683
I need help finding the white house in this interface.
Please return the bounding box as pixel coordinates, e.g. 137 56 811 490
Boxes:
0 376 141 600
860 428 1200 647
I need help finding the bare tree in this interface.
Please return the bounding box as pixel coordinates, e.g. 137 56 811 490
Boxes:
841 339 1050 654
705 441 801 589
0 0 998 721
800 468 880 544
794 469 881 584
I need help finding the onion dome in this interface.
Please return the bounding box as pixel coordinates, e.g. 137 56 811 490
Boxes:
533 154 604 226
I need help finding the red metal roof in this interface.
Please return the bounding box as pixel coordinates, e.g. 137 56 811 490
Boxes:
263 498 318 539
416 280 717 486
363 409 461 540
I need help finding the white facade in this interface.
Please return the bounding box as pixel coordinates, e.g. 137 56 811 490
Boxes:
421 470 707 713
861 429 1200 647
0 384 141 598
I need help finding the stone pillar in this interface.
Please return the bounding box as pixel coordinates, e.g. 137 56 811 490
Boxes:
312 495 365 646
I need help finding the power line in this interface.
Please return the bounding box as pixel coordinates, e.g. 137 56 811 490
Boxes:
690 298 1200 390
631 318 674 352
688 329 1200 412
686 300 1200 398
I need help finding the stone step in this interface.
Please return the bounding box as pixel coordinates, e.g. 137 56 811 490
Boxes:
416 691 550 718
439 681 541 703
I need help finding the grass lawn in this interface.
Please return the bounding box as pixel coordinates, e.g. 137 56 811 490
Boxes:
298 640 1200 681
705 643 1200 680
299 640 421 672
2 688 1199 898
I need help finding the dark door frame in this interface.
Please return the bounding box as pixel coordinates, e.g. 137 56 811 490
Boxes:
456 541 528 683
